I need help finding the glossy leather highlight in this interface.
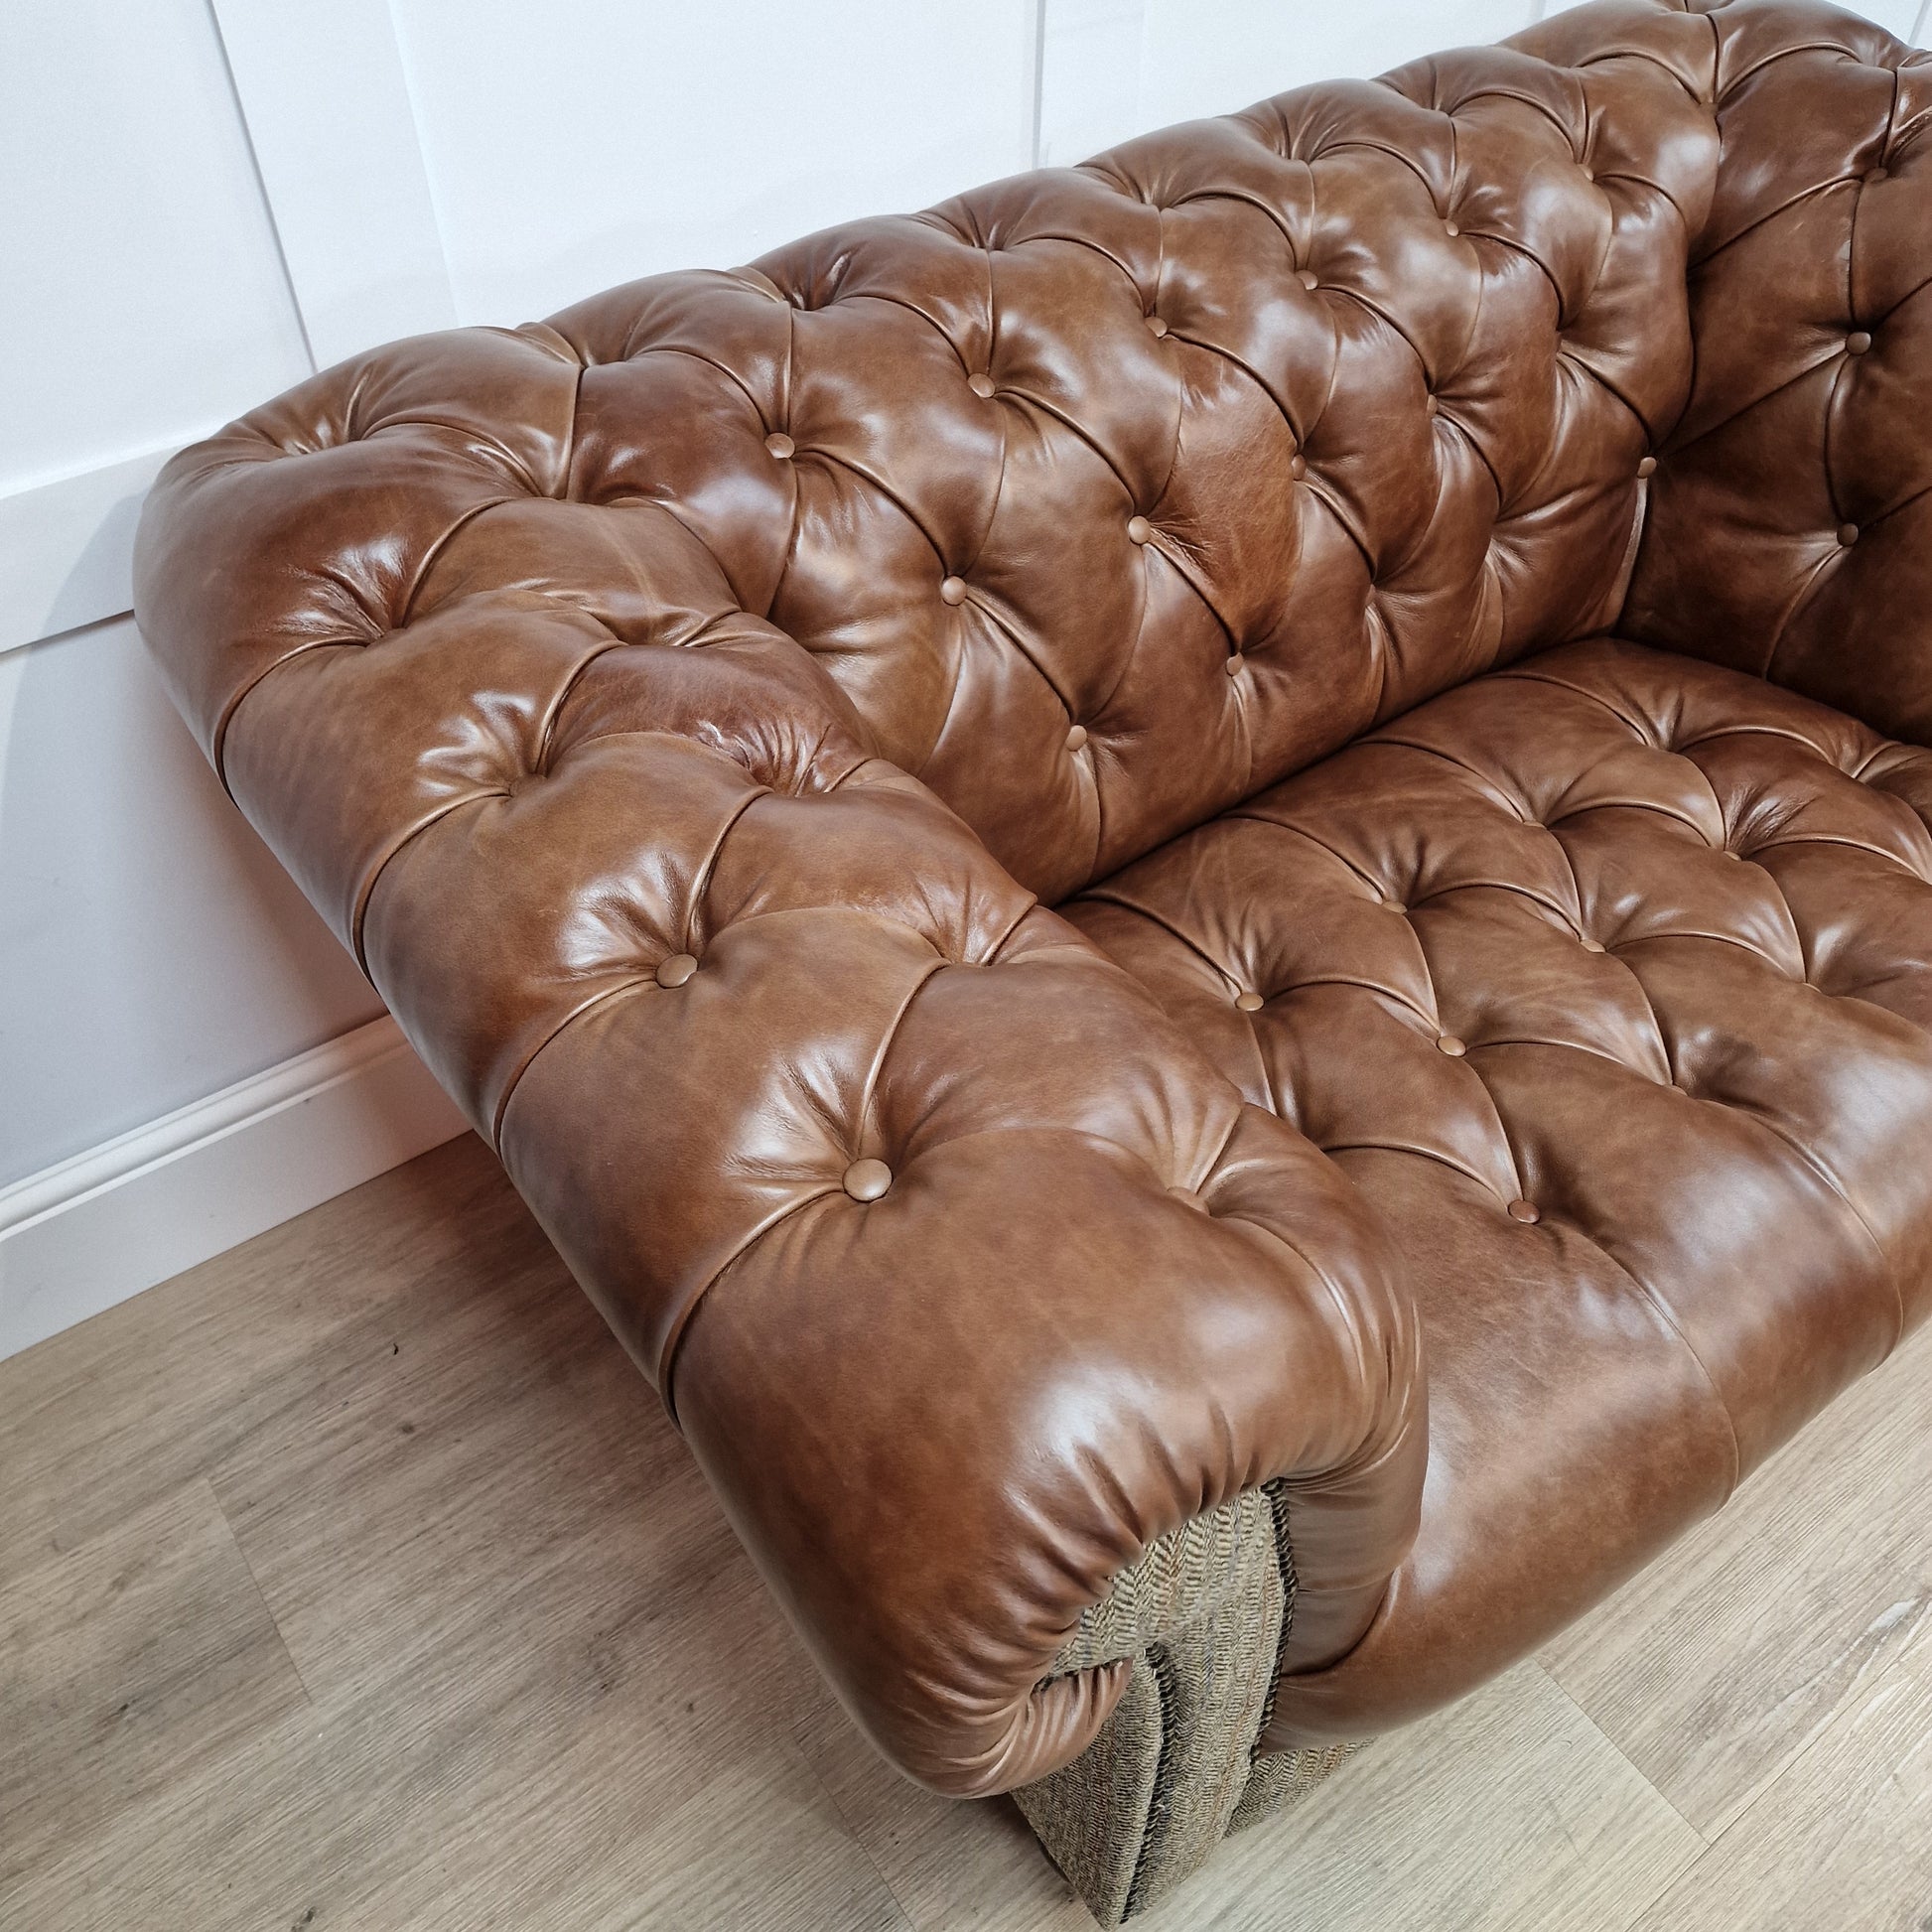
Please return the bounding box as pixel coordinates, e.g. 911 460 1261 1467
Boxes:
133 0 1929 1804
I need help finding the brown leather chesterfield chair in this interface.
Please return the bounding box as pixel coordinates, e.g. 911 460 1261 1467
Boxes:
135 0 1932 1918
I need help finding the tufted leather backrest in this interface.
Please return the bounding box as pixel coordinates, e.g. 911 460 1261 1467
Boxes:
138 3 1925 918
538 46 1720 903
1584 4 1932 744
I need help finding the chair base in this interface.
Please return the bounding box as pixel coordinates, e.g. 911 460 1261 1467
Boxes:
1014 1486 1358 1922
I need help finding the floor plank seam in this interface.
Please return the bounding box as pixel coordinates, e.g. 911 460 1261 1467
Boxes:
207 1475 317 1712
1529 1662 1709 1854
780 1735 921 1932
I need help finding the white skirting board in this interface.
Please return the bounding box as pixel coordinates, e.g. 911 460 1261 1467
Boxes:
0 1016 469 1359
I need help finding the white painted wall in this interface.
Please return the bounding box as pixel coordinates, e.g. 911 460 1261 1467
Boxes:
386 0 1042 327
3 0 1923 1352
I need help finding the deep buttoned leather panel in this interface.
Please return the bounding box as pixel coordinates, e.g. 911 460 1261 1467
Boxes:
543 62 1707 905
1574 5 1932 746
130 0 1928 1797
1067 638 1932 1742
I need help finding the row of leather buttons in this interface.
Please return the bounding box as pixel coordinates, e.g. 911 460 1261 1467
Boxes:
1227 981 1547 1225
759 320 1872 463
757 347 1663 736
770 424 1648 506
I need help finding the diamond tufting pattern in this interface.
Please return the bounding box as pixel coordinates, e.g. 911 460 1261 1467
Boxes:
1068 635 1932 1739
132 0 1930 1829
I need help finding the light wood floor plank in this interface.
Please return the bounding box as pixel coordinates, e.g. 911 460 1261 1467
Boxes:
1542 1317 1932 1838
0 1138 509 1583
797 1658 1703 1932
4 1135 1929 1928
0 1477 309 1892
1626 1602 1932 1932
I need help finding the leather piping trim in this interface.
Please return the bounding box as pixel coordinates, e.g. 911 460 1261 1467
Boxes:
604 341 766 438
658 1095 1217 1434
1691 174 1858 276
349 786 499 975
1319 1136 1511 1198
1217 814 1397 900
1462 1034 1677 1085
1002 388 1170 540
1218 1210 1383 1394
217 494 583 814
1496 658 1676 744
992 218 1142 302
1749 830 1932 879
796 442 951 581
1165 324 1309 454
1713 36 1878 110
210 636 360 803
347 708 732 974
1554 1214 1745 1497
1073 887 1285 1038
1161 181 1304 260
1433 1037 1741 1491
656 1180 846 1423
852 952 954 1155
1666 344 1848 459
392 492 522 628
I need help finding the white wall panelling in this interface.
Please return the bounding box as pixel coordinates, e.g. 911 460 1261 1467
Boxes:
0 1017 468 1359
384 0 1044 328
0 446 177 658
207 0 458 368
5 0 1924 1353
1037 0 1148 168
0 618 389 1192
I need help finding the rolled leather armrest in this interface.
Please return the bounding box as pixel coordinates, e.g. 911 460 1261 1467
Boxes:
133 327 1426 1797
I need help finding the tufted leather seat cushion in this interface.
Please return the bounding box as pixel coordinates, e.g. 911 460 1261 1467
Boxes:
1067 635 1932 1741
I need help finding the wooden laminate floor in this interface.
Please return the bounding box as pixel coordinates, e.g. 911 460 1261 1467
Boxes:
4 1134 1930 1931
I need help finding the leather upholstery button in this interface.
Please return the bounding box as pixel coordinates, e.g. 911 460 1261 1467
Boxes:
1065 723 1088 753
841 1159 892 1202
1225 652 1246 676
940 575 968 604
763 432 795 460
1581 937 1605 953
1846 331 1871 355
1838 523 1861 547
967 372 996 397
1444 220 1460 237
1437 1035 1466 1056
1637 456 1658 479
655 952 698 988
1146 315 1169 338
1507 1199 1541 1224
1580 164 1594 182
1425 394 1439 416
1291 455 1308 481
1127 515 1152 544
1297 268 1318 290
1235 990 1264 1011
1380 899 1406 915
1863 165 1888 184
